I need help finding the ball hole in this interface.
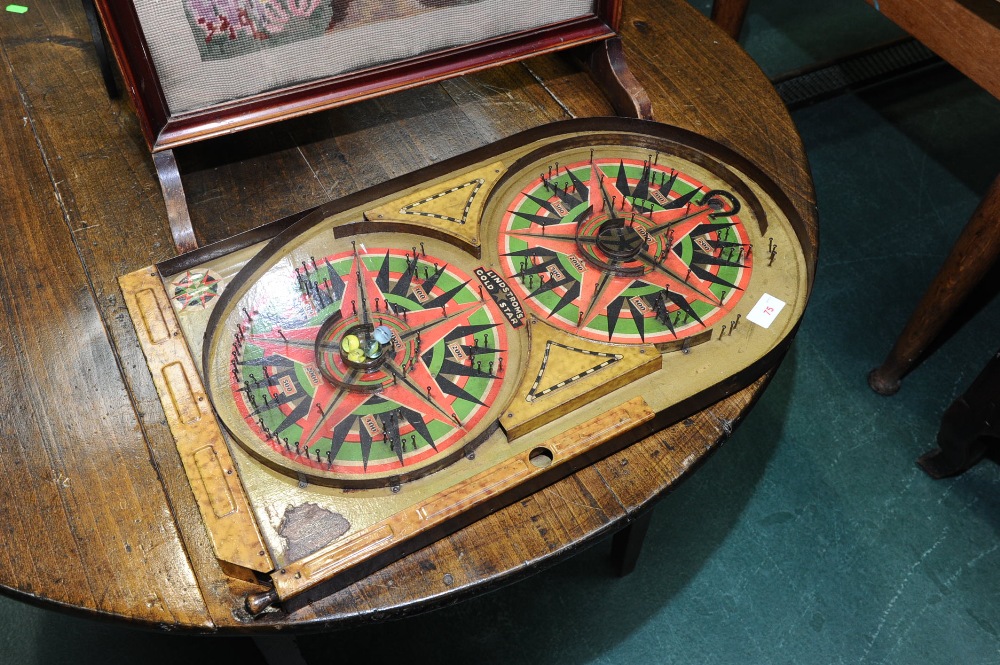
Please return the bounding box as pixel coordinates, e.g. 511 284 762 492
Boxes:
529 447 554 468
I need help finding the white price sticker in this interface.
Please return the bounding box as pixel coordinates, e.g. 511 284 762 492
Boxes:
746 293 786 329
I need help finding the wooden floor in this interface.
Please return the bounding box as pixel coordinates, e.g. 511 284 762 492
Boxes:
0 0 815 630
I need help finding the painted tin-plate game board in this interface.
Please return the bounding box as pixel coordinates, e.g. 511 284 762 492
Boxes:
120 118 813 614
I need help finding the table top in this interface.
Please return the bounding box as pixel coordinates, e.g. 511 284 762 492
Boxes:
0 0 816 632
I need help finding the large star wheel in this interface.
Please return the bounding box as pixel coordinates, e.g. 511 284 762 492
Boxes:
497 152 754 344
224 241 512 485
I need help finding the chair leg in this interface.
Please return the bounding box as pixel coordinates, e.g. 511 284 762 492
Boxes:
918 349 1000 478
869 173 1000 395
711 0 751 41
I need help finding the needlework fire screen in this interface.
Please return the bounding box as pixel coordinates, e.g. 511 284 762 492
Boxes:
133 0 596 114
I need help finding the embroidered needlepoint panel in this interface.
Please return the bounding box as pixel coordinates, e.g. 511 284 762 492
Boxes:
134 0 595 114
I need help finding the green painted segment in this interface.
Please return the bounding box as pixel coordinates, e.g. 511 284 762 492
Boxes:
292 363 317 398
5 4 27 13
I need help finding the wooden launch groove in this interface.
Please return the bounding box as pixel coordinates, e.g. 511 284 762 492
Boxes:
119 268 274 574
268 397 655 602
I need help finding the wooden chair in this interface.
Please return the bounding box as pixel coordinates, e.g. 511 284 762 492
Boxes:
865 0 1000 394
708 0 1000 394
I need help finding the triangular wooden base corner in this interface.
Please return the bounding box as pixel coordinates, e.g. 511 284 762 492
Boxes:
501 316 661 439
365 161 505 249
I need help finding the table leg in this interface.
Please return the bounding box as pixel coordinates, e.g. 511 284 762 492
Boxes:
610 509 654 577
869 173 1000 395
252 635 309 665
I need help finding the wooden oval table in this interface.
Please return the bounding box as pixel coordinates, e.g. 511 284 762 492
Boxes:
0 0 816 631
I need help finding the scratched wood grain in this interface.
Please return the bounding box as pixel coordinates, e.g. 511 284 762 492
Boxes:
0 4 211 627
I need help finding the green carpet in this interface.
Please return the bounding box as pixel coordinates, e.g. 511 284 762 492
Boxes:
3 2 999 663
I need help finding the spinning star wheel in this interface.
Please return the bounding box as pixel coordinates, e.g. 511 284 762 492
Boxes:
121 118 811 615
220 239 521 486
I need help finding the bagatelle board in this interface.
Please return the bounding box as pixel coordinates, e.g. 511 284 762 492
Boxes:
120 118 812 615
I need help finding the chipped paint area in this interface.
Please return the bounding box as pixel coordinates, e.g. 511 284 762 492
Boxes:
278 503 350 562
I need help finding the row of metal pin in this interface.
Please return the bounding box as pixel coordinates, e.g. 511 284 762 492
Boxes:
719 314 743 340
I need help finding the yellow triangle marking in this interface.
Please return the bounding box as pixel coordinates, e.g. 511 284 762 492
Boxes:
528 342 622 402
503 317 661 439
400 179 483 225
364 161 505 250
